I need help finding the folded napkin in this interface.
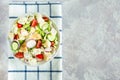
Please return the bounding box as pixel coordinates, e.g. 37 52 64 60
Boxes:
8 1 62 80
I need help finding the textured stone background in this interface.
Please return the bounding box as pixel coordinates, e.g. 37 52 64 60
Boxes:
0 0 120 80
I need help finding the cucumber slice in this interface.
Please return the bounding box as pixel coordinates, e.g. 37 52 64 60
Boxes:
47 34 56 41
42 23 49 31
11 41 19 51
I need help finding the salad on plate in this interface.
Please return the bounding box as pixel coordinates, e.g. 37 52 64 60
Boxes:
8 13 60 66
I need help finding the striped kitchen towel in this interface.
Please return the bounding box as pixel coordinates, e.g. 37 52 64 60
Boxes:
8 1 62 80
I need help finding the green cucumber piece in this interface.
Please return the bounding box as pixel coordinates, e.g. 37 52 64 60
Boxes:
42 23 49 31
47 34 56 41
11 41 19 51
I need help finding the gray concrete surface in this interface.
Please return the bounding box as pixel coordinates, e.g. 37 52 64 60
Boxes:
0 0 120 80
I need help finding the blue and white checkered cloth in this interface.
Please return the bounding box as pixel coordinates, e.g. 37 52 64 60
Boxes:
8 1 62 80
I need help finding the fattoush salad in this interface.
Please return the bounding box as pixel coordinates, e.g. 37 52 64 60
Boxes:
8 13 59 65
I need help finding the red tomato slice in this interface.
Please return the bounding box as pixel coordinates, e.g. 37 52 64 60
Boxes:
36 54 44 59
14 34 19 40
51 41 55 47
15 52 24 59
17 23 23 28
31 19 38 27
36 40 42 48
42 16 49 22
